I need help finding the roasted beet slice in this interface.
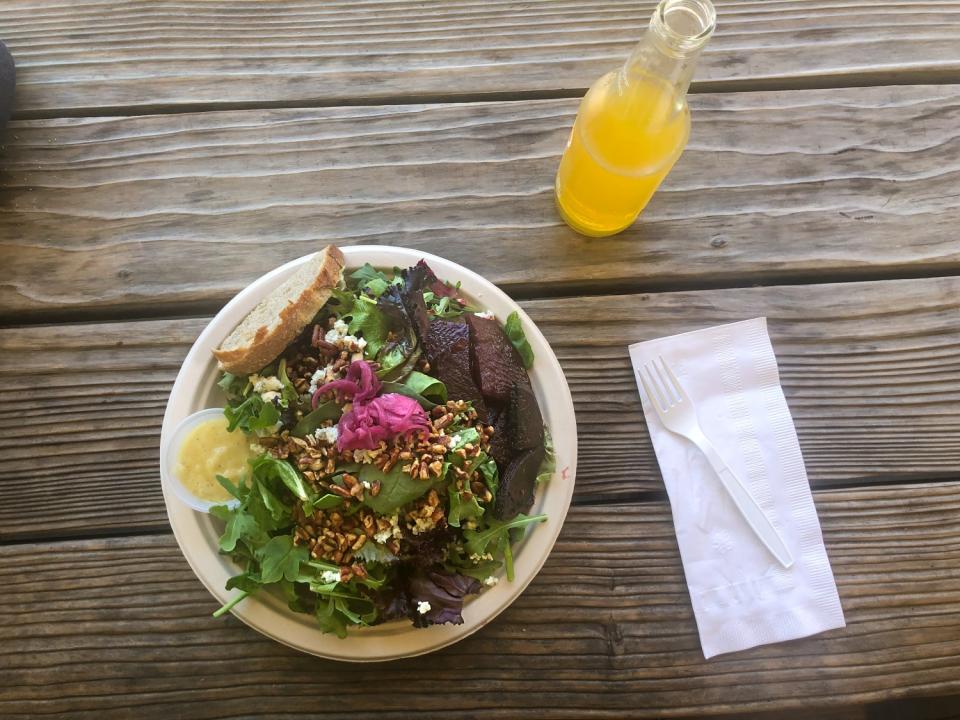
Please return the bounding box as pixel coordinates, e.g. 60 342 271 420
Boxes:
466 314 527 405
486 407 513 469
508 382 544 452
425 319 468 366
494 444 546 519
437 343 488 421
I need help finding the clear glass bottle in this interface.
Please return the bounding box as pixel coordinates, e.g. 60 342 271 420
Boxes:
555 0 716 237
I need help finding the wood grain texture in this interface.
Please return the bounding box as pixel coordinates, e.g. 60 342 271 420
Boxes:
4 0 960 115
2 482 959 718
3 84 960 317
2 276 958 540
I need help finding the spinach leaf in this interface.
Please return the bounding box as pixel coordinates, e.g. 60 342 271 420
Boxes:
292 401 342 438
504 311 535 369
477 455 499 497
379 384 433 410
250 454 311 502
310 494 344 511
403 371 446 404
359 463 433 514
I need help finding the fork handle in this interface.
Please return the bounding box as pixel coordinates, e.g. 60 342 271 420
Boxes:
698 437 795 569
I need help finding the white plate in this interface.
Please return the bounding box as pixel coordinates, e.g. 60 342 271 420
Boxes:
160 246 577 662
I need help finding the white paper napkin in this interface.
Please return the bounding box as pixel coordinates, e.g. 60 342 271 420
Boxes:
629 318 845 658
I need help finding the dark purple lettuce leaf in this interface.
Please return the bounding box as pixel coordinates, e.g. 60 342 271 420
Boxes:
369 585 410 623
406 569 481 627
399 525 455 568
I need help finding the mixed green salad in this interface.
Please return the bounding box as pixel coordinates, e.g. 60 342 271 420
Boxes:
211 260 554 636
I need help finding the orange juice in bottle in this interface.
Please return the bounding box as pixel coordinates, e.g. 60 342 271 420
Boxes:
556 0 715 237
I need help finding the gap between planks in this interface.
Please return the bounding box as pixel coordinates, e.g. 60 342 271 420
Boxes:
10 70 960 122
4 262 960 330
4 472 959 548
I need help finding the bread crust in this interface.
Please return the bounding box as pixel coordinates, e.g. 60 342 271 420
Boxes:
212 245 346 374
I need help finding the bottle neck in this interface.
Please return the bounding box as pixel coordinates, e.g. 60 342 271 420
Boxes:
619 0 715 99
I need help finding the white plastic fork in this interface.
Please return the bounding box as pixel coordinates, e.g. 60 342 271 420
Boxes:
640 356 794 569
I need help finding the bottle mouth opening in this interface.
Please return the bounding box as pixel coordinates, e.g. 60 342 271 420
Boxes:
652 0 716 53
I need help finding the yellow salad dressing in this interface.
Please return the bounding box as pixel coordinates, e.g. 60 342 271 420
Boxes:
175 416 252 501
555 0 715 237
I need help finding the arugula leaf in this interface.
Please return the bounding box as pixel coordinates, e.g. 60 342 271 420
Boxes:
537 426 555 484
217 372 249 399
215 474 244 500
292 401 342 438
250 454 311 502
224 394 280 434
349 263 389 289
346 296 392 357
257 535 309 584
330 288 355 315
277 359 300 408
210 504 264 552
464 514 547 557
359 463 433 514
447 483 484 528
364 277 390 298
504 311 535 369
423 290 469 319
315 596 349 638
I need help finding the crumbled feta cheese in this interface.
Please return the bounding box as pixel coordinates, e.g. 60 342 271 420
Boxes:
374 514 403 545
464 520 478 531
312 426 338 446
249 374 283 394
469 552 494 563
411 514 437 535
249 442 266 454
450 434 462 447
320 570 341 584
474 310 495 320
260 390 281 403
416 601 431 615
334 318 349 335
361 480 372 490
484 575 499 587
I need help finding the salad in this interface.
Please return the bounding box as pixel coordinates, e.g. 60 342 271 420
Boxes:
210 260 553 636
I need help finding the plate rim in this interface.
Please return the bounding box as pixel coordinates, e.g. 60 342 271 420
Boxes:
160 245 577 662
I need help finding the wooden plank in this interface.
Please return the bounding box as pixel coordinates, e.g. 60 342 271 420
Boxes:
4 86 960 318
1 276 957 540
4 0 960 115
2 482 959 718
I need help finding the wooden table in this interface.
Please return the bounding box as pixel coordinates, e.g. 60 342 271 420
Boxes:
2 1 960 718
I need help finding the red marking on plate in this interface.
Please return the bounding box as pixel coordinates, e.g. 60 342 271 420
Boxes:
561 466 570 481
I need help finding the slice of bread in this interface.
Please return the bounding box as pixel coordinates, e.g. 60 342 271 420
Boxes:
213 245 346 375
